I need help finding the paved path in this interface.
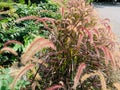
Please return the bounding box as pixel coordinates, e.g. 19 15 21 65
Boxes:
94 3 120 40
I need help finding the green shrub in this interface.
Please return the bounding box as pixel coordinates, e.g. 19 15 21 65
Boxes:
0 2 61 66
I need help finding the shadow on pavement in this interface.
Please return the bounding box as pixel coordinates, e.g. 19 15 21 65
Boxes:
93 2 120 8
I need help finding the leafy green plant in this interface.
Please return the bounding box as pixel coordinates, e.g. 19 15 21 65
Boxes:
0 68 30 90
0 2 18 18
0 0 47 4
0 68 12 90
0 2 60 66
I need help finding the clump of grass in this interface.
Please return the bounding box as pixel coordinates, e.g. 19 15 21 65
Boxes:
44 0 120 89
1 0 120 89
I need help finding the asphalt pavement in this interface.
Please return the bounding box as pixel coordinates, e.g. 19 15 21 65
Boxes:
94 3 120 41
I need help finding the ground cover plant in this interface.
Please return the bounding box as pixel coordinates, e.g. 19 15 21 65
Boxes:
0 0 120 90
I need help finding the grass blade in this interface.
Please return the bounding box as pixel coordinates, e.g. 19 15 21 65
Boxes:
72 63 86 89
21 37 56 64
3 40 22 47
46 85 63 90
81 71 107 90
0 47 18 56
